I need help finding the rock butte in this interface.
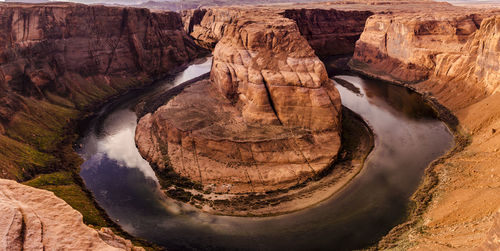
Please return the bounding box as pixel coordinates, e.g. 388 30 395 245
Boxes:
136 10 343 194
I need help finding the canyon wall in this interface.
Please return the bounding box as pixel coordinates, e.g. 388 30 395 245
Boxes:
282 9 372 57
136 10 342 194
350 13 484 84
350 11 500 109
182 7 372 57
349 9 500 250
0 3 201 249
0 2 200 180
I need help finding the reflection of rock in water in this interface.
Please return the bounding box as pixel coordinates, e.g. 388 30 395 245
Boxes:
334 77 363 96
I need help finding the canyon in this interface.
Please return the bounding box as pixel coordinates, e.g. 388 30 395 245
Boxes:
0 2 200 249
0 0 499 250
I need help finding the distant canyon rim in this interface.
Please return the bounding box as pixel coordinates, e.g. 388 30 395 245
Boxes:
0 0 499 250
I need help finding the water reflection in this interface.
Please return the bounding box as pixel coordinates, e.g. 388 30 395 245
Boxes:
78 59 453 251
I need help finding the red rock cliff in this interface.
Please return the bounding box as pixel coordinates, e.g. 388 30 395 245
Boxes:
282 9 372 57
0 2 200 179
182 6 372 57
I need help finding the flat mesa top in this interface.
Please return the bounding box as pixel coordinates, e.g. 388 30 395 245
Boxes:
156 80 312 142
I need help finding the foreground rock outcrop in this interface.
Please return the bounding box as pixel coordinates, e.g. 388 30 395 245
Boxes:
0 179 143 251
136 10 342 194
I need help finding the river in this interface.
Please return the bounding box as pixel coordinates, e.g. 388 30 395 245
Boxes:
78 57 453 250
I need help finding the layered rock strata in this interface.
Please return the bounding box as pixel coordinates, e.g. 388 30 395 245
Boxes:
0 2 200 180
349 10 500 250
136 11 342 194
282 9 372 57
182 7 373 55
0 2 200 249
0 179 143 251
350 11 500 108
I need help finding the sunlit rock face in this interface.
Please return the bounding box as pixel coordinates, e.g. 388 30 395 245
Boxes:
0 179 144 251
431 16 500 94
136 10 342 194
210 13 341 130
351 13 484 83
350 12 500 109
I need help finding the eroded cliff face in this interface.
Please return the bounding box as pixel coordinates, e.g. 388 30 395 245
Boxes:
0 179 144 251
350 11 500 107
282 9 372 57
0 3 200 249
0 2 200 180
350 13 486 84
0 2 198 112
181 8 238 50
182 7 372 58
421 15 500 108
136 10 342 194
348 9 500 250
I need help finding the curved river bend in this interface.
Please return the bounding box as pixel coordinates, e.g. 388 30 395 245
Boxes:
78 57 453 250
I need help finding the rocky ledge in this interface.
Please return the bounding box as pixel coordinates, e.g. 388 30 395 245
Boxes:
136 11 342 196
0 179 143 251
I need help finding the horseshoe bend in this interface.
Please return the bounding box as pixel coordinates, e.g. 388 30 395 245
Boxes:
0 0 499 250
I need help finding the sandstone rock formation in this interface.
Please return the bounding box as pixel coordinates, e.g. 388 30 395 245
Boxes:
350 13 486 84
350 10 500 109
0 179 143 251
0 2 198 118
181 8 238 50
346 6 500 250
182 6 373 55
136 11 342 194
282 9 372 57
0 2 200 180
